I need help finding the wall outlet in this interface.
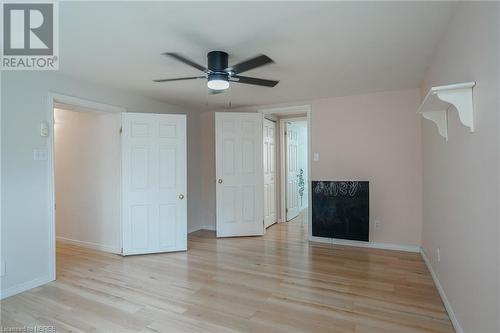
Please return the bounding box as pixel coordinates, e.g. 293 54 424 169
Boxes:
313 153 319 161
374 220 381 229
436 247 441 263
1 260 5 277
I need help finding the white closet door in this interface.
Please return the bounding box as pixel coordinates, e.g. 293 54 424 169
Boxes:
286 122 300 221
215 112 264 237
263 119 277 228
121 113 187 255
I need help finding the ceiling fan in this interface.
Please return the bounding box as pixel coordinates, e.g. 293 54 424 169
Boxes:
153 51 279 92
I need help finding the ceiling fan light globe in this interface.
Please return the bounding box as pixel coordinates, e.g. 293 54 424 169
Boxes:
207 79 229 90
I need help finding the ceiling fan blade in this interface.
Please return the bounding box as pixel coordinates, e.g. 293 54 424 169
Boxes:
228 54 274 74
162 52 207 72
230 75 279 87
153 76 205 82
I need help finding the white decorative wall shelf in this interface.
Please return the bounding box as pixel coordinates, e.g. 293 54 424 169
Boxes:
417 82 475 140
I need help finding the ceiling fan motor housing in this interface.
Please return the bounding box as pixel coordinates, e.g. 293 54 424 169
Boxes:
208 51 229 74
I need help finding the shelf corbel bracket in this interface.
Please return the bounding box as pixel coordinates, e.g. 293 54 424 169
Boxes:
434 87 474 132
422 110 448 141
417 82 475 141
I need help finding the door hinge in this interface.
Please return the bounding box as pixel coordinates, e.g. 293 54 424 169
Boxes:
119 126 123 135
286 208 289 213
285 131 287 135
120 248 123 254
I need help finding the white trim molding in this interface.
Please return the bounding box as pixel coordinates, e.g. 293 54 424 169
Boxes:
259 104 311 115
50 92 126 114
309 236 421 253
0 275 53 300
56 237 121 255
420 247 463 333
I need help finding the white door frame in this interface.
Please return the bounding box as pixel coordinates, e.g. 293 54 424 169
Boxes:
258 105 312 236
47 92 126 281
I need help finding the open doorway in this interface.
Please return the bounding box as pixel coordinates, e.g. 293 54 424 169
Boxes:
48 94 127 280
48 94 189 280
261 105 311 233
282 118 308 225
53 104 122 256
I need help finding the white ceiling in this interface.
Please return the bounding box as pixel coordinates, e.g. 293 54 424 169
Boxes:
59 2 454 110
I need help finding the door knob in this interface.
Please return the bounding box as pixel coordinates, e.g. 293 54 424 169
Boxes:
178 194 184 200
218 178 223 184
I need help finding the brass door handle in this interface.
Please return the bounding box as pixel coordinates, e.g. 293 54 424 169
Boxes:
218 179 223 184
178 194 184 200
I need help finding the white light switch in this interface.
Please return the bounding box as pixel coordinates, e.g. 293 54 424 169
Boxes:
313 153 319 161
33 149 48 161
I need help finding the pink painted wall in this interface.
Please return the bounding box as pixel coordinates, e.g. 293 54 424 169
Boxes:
198 88 423 248
311 89 422 246
420 2 500 332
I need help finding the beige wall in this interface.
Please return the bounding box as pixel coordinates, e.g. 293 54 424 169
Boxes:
199 88 423 248
54 109 121 253
420 3 500 332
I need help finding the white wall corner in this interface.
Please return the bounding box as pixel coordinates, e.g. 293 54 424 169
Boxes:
188 225 216 234
420 247 464 333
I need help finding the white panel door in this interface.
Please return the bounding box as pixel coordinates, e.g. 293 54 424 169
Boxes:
263 119 277 228
216 112 264 237
122 113 187 255
286 122 300 221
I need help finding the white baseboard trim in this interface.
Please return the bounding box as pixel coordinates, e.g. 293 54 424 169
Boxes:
309 235 333 244
420 247 463 333
308 236 420 253
188 225 216 234
265 221 278 229
56 236 121 254
0 274 53 300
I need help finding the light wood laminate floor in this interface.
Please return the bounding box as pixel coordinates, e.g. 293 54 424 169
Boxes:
1 217 453 332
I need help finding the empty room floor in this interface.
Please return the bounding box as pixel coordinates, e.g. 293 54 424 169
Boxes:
1 221 453 333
